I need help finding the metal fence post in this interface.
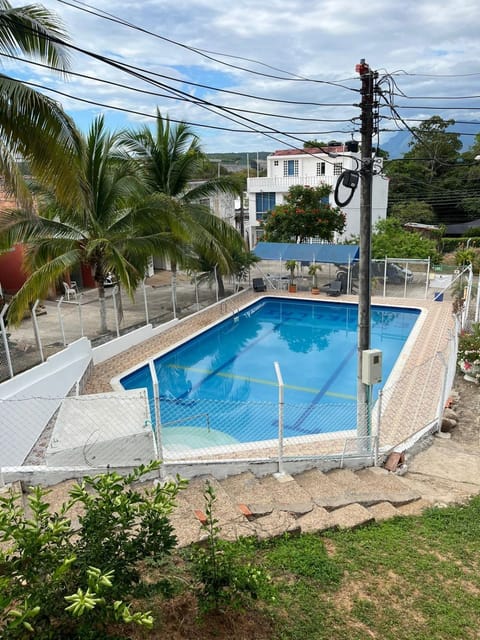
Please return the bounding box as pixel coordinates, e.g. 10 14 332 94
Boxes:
0 303 13 378
77 295 84 337
149 360 166 481
374 389 383 465
194 273 200 312
112 286 120 337
57 296 66 346
142 278 149 325
31 300 44 363
435 352 449 434
274 361 285 475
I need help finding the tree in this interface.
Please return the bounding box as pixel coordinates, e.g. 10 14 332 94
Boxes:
0 116 180 329
262 184 346 243
183 220 254 297
0 1 80 207
385 116 465 224
372 218 442 263
403 116 462 179
121 110 244 300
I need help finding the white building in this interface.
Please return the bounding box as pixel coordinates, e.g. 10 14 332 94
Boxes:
246 145 389 246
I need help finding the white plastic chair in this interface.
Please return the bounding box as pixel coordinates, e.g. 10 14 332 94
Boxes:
63 281 78 301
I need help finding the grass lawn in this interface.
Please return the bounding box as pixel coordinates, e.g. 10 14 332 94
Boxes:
132 495 480 640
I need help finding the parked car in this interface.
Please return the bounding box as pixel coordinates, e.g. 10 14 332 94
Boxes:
336 262 413 285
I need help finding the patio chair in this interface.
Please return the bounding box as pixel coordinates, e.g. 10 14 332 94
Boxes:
63 281 78 301
326 280 342 296
252 278 267 292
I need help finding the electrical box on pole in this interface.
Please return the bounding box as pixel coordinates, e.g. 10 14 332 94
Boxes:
361 349 382 385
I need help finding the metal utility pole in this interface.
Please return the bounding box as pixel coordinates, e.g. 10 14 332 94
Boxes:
355 59 376 441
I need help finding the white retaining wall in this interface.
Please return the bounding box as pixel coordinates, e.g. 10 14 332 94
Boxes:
92 319 178 364
0 338 93 466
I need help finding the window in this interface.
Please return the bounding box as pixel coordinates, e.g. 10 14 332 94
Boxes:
333 163 343 175
316 162 326 176
255 192 275 220
274 160 279 166
283 159 298 176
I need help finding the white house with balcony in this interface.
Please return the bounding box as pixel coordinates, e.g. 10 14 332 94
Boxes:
246 145 389 246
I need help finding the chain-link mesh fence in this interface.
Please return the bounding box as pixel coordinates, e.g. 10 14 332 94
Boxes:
250 258 464 304
1 393 360 469
0 275 240 382
0 328 456 476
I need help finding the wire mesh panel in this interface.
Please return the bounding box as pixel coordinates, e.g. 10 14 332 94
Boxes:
142 394 360 462
378 352 448 450
0 392 157 469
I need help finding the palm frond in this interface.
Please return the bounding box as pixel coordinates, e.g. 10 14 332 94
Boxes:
0 1 71 71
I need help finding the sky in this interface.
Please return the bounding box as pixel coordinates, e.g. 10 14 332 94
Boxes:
8 0 480 154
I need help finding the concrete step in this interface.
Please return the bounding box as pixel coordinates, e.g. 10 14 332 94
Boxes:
328 503 375 529
396 498 434 517
169 475 255 547
354 467 421 505
251 509 300 541
367 501 400 522
221 471 314 516
292 468 360 509
296 505 335 534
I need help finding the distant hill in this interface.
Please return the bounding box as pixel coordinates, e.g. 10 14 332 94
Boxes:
206 152 271 165
381 124 478 159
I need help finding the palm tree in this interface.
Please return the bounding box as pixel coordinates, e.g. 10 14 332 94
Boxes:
0 116 182 330
121 110 244 301
0 1 80 206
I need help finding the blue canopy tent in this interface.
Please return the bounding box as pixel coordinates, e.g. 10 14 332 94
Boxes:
252 242 359 264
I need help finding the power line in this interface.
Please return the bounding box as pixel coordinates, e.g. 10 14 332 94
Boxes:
56 0 359 92
0 51 357 124
12 21 361 163
12 76 356 137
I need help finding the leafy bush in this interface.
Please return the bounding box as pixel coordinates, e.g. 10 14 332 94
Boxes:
457 323 480 380
0 461 186 639
188 481 272 612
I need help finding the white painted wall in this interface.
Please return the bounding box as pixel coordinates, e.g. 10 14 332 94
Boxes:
0 338 92 466
247 149 388 246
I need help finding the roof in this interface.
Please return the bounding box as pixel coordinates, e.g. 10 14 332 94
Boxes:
252 242 359 264
404 222 441 231
445 218 480 236
270 146 347 157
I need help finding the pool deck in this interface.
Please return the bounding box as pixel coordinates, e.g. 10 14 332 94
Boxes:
83 290 455 456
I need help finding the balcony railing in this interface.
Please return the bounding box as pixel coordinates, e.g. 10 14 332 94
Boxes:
247 175 336 192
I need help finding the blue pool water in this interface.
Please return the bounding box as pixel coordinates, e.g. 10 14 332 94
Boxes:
121 298 420 446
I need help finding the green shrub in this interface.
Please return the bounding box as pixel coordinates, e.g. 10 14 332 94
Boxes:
0 461 186 639
188 481 272 612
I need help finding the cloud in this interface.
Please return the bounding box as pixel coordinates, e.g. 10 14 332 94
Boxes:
17 0 479 152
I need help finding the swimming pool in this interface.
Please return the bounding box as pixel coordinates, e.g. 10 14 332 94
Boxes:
120 298 420 448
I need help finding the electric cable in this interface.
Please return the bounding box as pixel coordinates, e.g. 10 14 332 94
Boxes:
11 21 360 163
55 0 360 92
